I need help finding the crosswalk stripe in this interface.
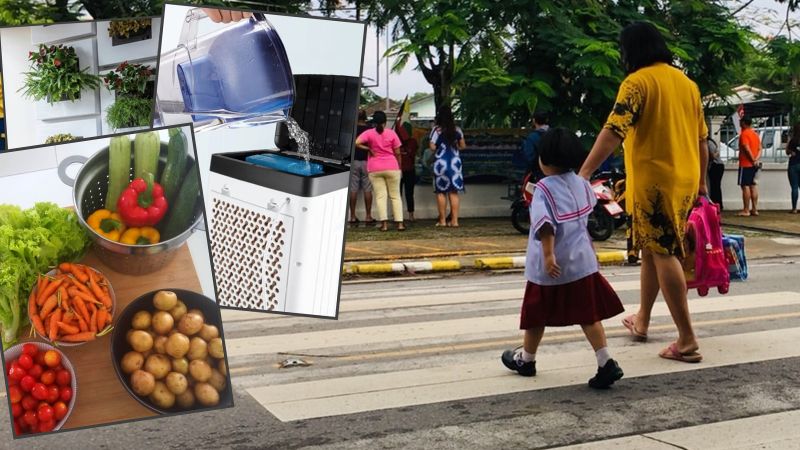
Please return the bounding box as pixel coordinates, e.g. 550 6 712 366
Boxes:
226 291 800 357
247 326 800 422
220 280 642 323
555 410 800 449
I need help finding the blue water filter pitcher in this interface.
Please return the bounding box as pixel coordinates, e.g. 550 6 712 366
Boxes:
245 153 324 176
157 9 294 127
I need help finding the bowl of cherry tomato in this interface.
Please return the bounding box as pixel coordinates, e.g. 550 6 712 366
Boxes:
4 342 77 435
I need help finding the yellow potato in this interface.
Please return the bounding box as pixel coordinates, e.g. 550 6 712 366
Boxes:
165 372 189 395
194 383 219 407
130 370 155 396
187 337 208 361
171 357 189 375
152 311 175 335
129 330 154 353
131 311 152 330
176 389 195 409
149 381 176 409
208 369 227 392
198 324 219 342
153 336 168 355
170 300 188 322
218 359 227 375
144 354 171 380
120 351 145 375
177 312 204 336
153 291 178 311
188 359 212 382
166 333 190 358
208 338 224 359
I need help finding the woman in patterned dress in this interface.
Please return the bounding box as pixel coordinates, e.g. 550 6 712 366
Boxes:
579 21 708 363
429 106 466 227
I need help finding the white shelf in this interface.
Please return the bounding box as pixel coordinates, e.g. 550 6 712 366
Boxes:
97 19 162 68
36 117 100 146
31 22 95 45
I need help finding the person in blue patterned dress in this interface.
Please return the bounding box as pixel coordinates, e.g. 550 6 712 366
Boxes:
428 106 466 227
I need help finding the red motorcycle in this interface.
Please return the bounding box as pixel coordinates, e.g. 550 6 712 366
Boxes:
588 170 626 241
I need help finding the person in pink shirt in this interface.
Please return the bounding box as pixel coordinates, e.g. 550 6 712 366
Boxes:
356 111 405 231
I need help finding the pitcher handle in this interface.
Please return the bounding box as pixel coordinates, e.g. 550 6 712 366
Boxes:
57 155 89 187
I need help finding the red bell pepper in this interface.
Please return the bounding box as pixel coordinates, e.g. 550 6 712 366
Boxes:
116 172 169 227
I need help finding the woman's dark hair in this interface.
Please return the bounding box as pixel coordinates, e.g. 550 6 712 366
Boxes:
537 127 588 171
619 21 673 74
436 106 459 147
372 111 387 133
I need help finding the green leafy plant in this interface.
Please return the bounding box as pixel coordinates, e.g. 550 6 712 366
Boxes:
107 18 152 38
103 61 155 97
20 44 100 104
106 97 153 130
44 133 80 144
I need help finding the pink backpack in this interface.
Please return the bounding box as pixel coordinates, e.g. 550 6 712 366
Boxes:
683 196 730 296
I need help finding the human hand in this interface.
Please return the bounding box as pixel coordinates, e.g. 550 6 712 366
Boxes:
202 8 253 23
698 183 708 196
545 254 561 278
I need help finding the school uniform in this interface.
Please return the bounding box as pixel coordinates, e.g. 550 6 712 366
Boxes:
521 172 624 328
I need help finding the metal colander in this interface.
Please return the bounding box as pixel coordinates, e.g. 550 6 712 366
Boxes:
58 142 204 276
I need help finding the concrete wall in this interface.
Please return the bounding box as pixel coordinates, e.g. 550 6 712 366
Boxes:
349 163 799 220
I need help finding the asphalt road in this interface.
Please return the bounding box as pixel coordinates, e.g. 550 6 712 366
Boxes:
2 257 800 449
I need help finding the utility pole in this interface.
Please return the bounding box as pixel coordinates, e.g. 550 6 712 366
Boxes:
385 30 390 112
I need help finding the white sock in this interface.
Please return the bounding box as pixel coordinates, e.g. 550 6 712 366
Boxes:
595 347 611 367
520 349 535 362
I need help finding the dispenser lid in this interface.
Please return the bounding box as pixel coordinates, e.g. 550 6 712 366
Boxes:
275 74 361 164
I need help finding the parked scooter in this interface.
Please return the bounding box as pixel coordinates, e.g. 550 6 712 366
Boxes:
506 171 536 235
588 169 626 241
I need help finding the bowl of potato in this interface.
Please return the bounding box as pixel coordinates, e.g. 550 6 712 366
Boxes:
110 289 232 414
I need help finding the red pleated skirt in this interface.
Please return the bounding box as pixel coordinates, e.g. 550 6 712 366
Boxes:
519 272 624 328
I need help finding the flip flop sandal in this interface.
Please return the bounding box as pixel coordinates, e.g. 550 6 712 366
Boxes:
751 211 760 216
658 342 702 363
735 212 751 217
348 218 360 226
621 314 648 341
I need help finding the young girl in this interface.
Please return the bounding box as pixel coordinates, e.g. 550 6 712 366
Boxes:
501 128 625 389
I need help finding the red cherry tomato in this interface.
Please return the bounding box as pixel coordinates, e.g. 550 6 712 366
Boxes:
28 363 43 379
8 385 22 404
8 362 27 381
55 369 71 387
37 404 54 422
21 395 38 411
59 386 72 403
11 403 23 418
22 343 38 357
7 376 18 386
17 354 34 370
37 419 55 433
19 375 36 392
53 401 68 421
31 383 48 401
13 418 22 436
22 410 37 428
43 350 61 368
40 370 56 386
34 351 47 366
46 385 60 404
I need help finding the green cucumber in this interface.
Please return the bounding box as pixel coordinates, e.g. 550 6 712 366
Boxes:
160 128 188 207
106 135 131 211
133 131 160 180
161 160 200 240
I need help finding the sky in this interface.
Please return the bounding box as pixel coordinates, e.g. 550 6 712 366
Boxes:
362 0 800 101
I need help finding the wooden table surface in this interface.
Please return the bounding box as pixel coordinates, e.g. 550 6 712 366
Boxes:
19 244 202 430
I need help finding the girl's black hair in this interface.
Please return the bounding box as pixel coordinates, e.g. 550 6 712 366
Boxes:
619 21 673 74
538 127 588 171
436 106 459 147
373 110 387 133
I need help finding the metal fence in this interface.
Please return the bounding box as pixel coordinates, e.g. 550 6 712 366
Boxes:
718 114 791 163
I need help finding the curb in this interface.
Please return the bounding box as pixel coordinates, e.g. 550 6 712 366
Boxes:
347 260 462 274
473 256 525 270
596 250 628 264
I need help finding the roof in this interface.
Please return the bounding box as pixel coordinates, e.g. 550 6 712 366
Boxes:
363 99 401 117
704 85 791 118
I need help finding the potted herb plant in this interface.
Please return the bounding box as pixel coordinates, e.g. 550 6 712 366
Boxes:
108 18 153 46
20 44 100 104
103 61 156 130
45 133 81 144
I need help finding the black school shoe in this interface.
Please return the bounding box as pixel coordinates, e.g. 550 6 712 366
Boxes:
501 349 536 377
588 359 624 389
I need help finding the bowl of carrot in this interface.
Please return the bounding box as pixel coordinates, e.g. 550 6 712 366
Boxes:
28 262 116 346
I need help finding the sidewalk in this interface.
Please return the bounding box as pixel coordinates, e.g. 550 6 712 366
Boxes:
343 215 800 275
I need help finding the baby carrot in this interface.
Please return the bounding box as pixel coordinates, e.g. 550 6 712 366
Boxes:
62 263 89 284
28 289 47 337
36 278 50 307
89 305 97 333
37 279 62 308
59 332 96 342
71 296 91 325
57 321 80 335
63 310 74 323
68 288 102 306
88 271 112 309
68 281 95 299
96 309 106 332
49 309 62 341
39 295 58 320
76 313 88 333
36 274 43 298
28 289 38 317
